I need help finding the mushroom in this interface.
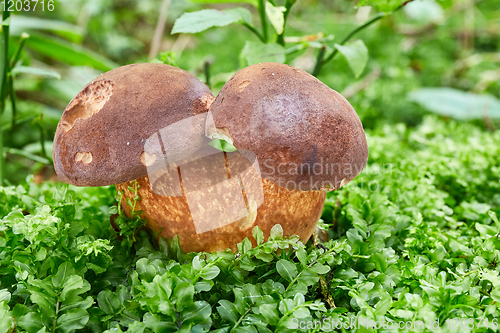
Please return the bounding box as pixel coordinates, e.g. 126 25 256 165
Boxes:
207 62 368 192
53 63 215 186
53 62 367 254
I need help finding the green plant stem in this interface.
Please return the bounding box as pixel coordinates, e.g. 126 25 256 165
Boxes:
312 45 326 77
229 307 253 333
276 0 295 46
204 59 210 88
0 10 10 185
0 124 3 186
1 115 33 130
0 10 10 114
285 43 305 55
257 0 268 43
318 15 385 76
313 12 386 77
314 1 415 76
330 12 386 62
9 75 15 129
10 32 29 68
242 22 266 43
51 299 60 333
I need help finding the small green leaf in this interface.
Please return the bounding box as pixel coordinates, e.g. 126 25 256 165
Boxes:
0 302 12 333
269 224 284 240
172 8 251 34
259 304 279 325
296 248 307 267
192 255 203 271
293 293 305 306
174 282 195 312
255 251 274 262
334 40 369 78
181 301 212 327
56 308 89 333
309 263 330 275
59 296 93 312
276 259 298 282
217 300 238 324
35 247 47 261
0 289 11 302
194 281 212 292
375 294 393 316
12 304 30 319
17 312 45 332
265 2 286 35
60 275 83 301
52 262 75 288
239 256 256 271
97 290 121 315
238 238 252 254
136 258 157 281
200 265 220 280
252 226 264 245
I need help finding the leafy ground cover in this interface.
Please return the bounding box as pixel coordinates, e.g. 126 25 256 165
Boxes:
0 115 498 332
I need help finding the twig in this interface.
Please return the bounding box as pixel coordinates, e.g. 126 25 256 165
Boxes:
242 22 266 43
318 12 386 74
148 0 171 60
229 307 253 333
319 276 336 308
314 0 415 77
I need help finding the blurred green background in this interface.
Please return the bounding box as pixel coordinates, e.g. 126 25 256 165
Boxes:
1 0 499 184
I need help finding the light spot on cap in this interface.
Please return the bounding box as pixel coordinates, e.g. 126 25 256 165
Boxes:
61 79 114 132
140 152 157 166
237 80 251 92
75 152 92 165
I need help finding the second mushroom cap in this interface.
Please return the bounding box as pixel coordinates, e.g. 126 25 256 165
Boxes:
208 62 368 191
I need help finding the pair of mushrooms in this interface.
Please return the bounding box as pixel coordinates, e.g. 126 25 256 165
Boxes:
53 62 368 253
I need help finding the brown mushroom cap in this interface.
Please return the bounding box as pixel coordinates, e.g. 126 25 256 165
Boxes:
208 62 368 191
53 63 214 186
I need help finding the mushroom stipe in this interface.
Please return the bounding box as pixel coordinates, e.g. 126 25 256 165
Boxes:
53 62 368 253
